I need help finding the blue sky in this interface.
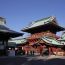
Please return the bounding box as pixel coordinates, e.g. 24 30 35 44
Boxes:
0 0 65 37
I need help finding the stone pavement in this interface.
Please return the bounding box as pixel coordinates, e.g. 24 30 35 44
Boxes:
0 55 65 65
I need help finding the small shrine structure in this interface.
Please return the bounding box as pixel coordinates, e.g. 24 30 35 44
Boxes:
0 17 23 56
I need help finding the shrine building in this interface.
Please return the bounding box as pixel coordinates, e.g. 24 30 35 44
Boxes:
21 16 65 56
0 17 23 56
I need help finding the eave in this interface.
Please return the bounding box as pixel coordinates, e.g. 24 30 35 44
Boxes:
22 23 65 34
0 25 23 40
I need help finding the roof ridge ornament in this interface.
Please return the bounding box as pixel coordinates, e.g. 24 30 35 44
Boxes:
0 17 6 25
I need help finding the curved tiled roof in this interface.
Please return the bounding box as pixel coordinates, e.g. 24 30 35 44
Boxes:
22 16 65 33
0 17 23 38
22 16 57 30
0 25 23 38
41 36 65 46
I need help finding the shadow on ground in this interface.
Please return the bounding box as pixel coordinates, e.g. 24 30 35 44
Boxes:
0 56 65 65
25 58 65 65
0 57 27 65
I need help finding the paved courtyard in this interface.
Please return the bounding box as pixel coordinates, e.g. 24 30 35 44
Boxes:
0 55 65 65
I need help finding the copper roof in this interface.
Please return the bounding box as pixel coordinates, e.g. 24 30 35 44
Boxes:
22 16 65 33
0 25 23 38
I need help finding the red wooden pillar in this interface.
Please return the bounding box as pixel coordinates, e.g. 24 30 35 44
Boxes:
49 47 51 55
52 47 55 55
56 48 58 55
64 51 65 56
